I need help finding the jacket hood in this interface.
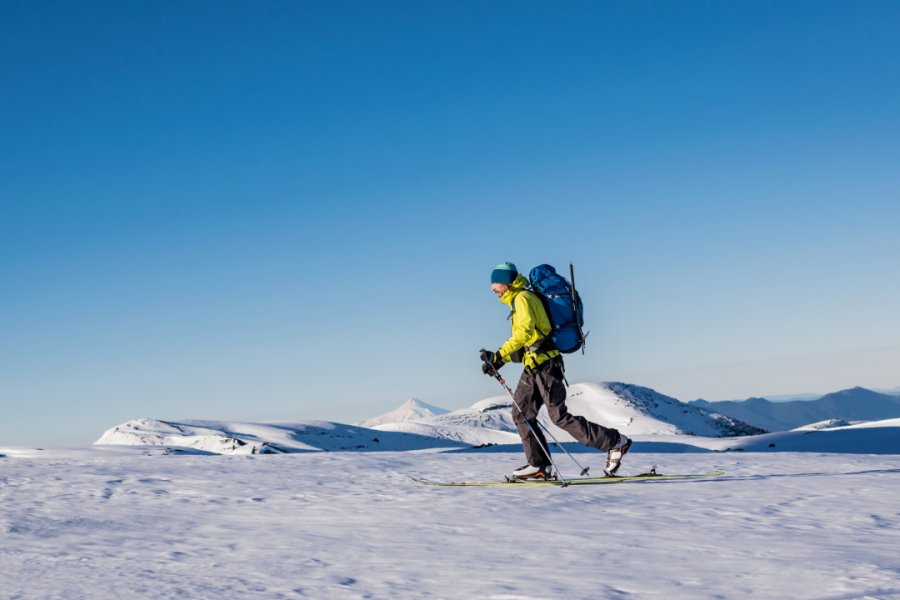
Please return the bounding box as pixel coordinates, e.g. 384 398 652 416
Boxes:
499 274 530 306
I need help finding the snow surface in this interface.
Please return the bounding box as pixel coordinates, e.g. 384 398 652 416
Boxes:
8 384 900 598
1 447 899 599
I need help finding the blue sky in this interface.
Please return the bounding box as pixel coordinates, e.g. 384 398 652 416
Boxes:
2 1 899 445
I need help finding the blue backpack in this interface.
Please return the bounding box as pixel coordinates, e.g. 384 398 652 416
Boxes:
528 263 586 354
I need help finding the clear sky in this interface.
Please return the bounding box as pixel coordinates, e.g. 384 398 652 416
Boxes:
2 1 899 446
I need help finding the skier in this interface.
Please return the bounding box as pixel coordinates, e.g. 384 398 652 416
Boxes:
482 262 631 480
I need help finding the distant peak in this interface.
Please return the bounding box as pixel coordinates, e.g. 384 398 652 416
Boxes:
746 397 772 404
825 386 878 398
358 398 448 428
398 398 447 413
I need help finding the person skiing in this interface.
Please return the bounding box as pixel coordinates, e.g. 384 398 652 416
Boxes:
481 261 631 480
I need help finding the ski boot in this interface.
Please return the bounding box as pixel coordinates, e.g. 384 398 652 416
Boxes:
604 433 632 476
507 464 554 482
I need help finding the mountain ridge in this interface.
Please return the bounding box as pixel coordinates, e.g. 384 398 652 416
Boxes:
690 386 900 431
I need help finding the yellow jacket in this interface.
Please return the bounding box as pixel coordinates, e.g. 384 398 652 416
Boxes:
497 274 560 369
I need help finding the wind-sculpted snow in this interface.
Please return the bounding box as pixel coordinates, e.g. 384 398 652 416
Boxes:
1 449 898 599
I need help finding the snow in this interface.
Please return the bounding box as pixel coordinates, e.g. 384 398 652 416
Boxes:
698 417 900 454
793 419 856 431
88 382 764 456
9 382 898 597
1 448 899 599
373 420 520 446
95 417 466 454
841 417 900 430
372 393 520 446
560 382 764 436
369 382 763 450
93 384 900 457
357 398 448 428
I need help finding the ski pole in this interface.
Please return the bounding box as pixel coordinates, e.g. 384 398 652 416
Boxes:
481 355 573 485
485 357 592 476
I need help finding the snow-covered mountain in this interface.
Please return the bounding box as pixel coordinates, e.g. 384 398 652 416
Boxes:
372 394 520 446
690 386 900 431
358 398 448 428
570 383 766 437
94 383 900 457
371 382 764 446
95 382 765 455
95 417 465 454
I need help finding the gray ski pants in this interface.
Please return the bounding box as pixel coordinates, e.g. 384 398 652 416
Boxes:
512 358 620 468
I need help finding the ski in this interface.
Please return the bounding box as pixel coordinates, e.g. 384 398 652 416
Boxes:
410 469 725 487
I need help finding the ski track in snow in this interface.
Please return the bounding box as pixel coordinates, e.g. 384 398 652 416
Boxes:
1 451 899 599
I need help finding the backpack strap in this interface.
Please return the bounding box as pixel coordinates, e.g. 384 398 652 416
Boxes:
518 289 555 353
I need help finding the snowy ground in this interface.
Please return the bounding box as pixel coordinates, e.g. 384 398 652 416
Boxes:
2 448 899 599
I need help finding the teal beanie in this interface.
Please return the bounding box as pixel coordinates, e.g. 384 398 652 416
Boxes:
490 262 518 285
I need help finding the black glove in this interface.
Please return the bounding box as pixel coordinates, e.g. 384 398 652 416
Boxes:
479 348 504 375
